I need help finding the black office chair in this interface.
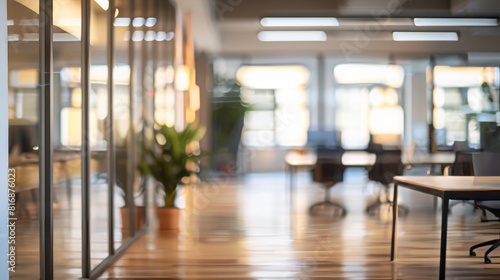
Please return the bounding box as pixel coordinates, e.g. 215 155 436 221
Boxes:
309 149 347 216
366 150 409 215
445 151 475 211
469 152 500 263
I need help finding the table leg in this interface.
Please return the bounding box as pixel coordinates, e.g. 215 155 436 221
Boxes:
439 197 449 280
290 166 296 213
390 183 399 261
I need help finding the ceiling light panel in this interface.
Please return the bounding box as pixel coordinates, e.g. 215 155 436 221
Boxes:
414 18 498 26
114 17 130 27
392 32 458 41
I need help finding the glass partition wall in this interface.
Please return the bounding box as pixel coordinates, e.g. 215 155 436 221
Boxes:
7 0 41 278
5 0 176 278
431 66 500 151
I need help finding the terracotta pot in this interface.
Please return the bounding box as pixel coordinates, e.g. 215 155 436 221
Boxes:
120 206 145 230
157 207 180 231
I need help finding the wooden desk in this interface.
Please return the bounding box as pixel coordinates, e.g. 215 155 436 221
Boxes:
284 151 378 190
341 151 376 167
403 152 455 166
390 176 500 280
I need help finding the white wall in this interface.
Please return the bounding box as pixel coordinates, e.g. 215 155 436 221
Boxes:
0 0 10 277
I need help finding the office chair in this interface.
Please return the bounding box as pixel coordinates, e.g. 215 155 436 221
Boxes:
309 149 347 216
469 152 500 263
444 151 475 211
366 150 409 215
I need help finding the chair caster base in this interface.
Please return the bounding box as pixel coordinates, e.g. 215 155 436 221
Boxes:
309 201 347 217
365 201 409 217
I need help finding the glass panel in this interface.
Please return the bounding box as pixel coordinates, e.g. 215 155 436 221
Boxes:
90 0 110 269
129 0 146 232
432 66 500 149
114 0 131 250
52 0 83 277
7 0 41 278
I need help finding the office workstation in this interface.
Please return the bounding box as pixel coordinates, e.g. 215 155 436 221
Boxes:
3 0 500 279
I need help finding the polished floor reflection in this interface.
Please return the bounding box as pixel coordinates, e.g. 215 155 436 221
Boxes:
11 173 127 279
102 169 500 279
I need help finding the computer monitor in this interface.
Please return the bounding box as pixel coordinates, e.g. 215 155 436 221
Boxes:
306 130 339 147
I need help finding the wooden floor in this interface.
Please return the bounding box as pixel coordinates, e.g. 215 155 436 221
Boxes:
11 175 129 279
100 169 500 279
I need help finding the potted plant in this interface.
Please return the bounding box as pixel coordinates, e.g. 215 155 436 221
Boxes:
116 146 145 231
138 123 206 230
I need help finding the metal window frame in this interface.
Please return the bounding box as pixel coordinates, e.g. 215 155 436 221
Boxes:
107 0 116 257
0 0 10 278
81 0 91 277
39 0 54 279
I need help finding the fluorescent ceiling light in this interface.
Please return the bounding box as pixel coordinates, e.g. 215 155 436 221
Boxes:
156 31 167 41
145 31 156 41
393 32 458 41
165 31 174 41
114 17 130 27
132 17 145 27
260 17 339 27
258 31 327 42
155 31 174 41
145 17 157 27
125 31 174 42
132 31 144 41
414 18 498 26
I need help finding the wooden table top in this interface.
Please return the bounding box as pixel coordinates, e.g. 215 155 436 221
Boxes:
394 176 500 192
284 151 317 167
285 151 456 169
403 152 455 166
285 151 377 168
342 151 376 167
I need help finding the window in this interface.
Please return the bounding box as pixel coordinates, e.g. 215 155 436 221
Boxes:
432 66 499 148
237 65 310 147
333 64 404 149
